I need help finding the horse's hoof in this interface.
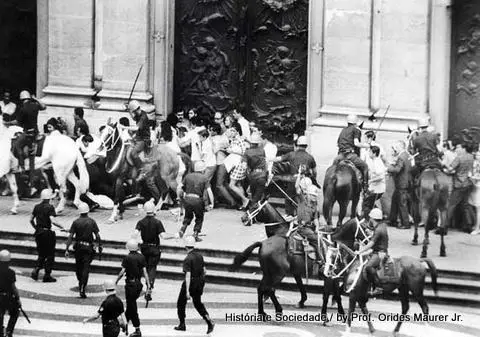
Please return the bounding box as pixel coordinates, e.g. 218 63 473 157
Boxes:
411 240 418 246
10 208 17 215
420 253 427 258
440 251 446 257
118 214 123 220
107 217 116 224
295 302 305 309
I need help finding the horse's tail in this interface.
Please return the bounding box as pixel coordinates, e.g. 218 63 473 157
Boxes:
230 241 262 272
75 150 89 194
421 258 438 295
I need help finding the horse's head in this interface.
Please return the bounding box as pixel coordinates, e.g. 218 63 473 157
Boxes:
99 122 120 151
323 245 341 278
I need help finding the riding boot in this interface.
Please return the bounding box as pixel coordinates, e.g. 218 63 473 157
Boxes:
203 314 215 334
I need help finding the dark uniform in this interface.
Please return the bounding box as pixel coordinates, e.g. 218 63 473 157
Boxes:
98 294 125 337
387 151 411 228
69 215 100 295
245 145 268 210
365 222 388 287
180 172 210 238
296 185 321 260
14 99 45 184
333 124 368 186
447 152 474 231
131 111 150 169
176 249 210 327
136 216 165 288
122 251 146 329
280 149 317 216
31 200 57 281
0 265 19 337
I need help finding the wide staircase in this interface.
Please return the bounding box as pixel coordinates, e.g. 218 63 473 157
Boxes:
1 230 479 307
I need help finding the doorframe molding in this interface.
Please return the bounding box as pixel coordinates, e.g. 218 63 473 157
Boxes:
37 0 49 98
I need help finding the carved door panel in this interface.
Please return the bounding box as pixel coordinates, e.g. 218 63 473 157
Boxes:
174 0 308 144
450 0 480 137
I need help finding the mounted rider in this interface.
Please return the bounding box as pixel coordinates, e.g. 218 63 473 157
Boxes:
120 100 151 178
332 114 370 191
12 90 46 191
354 208 388 297
295 167 322 263
409 117 442 184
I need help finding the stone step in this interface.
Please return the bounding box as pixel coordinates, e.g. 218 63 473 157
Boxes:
8 247 480 308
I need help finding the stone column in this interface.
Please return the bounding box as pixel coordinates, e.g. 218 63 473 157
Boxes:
151 0 175 119
428 0 453 138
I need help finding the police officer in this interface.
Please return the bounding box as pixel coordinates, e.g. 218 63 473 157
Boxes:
116 239 150 337
177 161 214 242
0 250 20 337
135 200 173 289
30 189 64 282
120 100 151 176
174 236 214 334
244 132 268 213
14 90 46 190
354 208 388 296
270 135 317 216
333 114 370 190
295 168 322 261
83 280 127 337
65 202 102 298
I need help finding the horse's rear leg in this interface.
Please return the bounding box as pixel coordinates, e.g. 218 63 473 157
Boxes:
257 280 267 317
293 274 307 308
269 290 283 315
67 172 82 207
439 209 447 257
420 207 430 258
55 176 68 214
351 195 360 220
5 173 19 214
393 286 410 336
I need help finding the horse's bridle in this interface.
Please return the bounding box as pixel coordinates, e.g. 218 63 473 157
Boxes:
101 124 121 152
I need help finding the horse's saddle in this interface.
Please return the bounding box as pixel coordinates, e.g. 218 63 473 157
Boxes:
338 160 362 184
287 229 316 260
362 255 401 284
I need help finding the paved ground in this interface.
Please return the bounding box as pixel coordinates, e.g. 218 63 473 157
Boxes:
1 196 480 273
7 267 480 337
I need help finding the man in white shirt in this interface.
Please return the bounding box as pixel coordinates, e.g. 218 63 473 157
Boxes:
232 109 251 142
0 91 17 121
362 145 386 220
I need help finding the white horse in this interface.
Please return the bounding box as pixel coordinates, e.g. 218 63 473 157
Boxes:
0 122 89 214
35 130 89 213
0 123 22 213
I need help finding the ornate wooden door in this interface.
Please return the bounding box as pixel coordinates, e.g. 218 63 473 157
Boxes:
174 0 309 144
450 0 480 137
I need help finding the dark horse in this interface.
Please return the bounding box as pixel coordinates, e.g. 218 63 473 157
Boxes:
324 251 438 336
323 162 361 227
99 122 190 222
231 201 345 317
411 169 450 257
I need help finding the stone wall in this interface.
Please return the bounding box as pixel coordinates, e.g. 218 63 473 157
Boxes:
306 0 451 186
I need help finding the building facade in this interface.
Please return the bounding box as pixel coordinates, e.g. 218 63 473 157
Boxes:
3 0 477 181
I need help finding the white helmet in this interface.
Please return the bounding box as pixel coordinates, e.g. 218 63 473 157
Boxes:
369 208 383 220
78 202 90 214
417 117 430 128
347 114 358 125
0 249 11 262
296 136 308 146
127 100 141 112
40 189 53 200
19 90 31 100
126 239 139 251
184 236 196 248
103 280 116 293
144 201 155 214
